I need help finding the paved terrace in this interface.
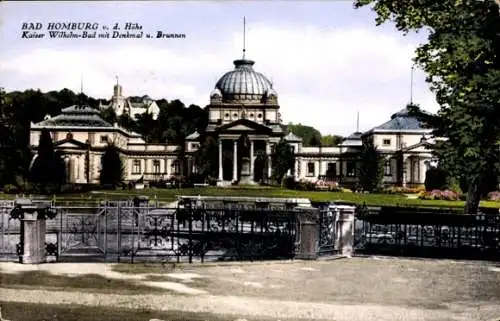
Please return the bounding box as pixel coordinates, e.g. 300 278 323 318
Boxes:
0 256 500 321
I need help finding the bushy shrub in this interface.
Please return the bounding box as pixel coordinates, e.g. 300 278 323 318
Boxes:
446 177 463 195
295 180 317 191
2 184 19 194
281 176 296 189
487 191 500 202
424 168 448 191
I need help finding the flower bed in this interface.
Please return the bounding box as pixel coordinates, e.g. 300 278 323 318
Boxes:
383 186 426 194
418 189 463 201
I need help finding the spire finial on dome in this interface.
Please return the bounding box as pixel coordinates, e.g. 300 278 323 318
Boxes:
242 16 246 59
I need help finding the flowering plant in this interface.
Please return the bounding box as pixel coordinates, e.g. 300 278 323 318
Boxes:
487 191 500 202
418 189 462 201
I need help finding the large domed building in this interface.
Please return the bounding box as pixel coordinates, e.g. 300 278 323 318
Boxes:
186 55 288 185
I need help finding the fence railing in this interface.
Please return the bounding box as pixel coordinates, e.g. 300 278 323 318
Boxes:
354 206 500 260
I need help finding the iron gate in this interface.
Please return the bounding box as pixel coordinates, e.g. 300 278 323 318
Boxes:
318 207 337 256
57 206 108 260
0 200 18 261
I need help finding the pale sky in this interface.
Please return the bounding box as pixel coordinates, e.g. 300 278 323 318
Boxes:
0 1 439 136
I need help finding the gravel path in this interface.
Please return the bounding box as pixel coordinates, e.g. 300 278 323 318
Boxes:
0 288 496 321
1 258 500 320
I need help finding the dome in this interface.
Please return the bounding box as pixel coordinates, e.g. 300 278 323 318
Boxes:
214 59 274 102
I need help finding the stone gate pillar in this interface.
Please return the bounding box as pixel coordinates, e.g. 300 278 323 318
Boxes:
333 205 355 257
295 206 319 260
14 199 51 264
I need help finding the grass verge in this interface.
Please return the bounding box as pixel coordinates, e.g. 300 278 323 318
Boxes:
3 187 497 209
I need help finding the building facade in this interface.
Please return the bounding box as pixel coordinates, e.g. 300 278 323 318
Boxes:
29 55 436 188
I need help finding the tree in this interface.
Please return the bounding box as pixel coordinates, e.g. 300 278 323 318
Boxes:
100 106 117 125
99 143 124 188
358 139 384 192
194 135 219 179
271 139 295 184
285 123 322 146
321 134 343 147
424 167 448 191
30 128 64 193
355 0 500 213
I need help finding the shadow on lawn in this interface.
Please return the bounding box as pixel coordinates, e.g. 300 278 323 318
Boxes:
0 270 166 295
0 301 269 321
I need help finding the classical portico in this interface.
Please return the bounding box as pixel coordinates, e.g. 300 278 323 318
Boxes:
212 118 279 184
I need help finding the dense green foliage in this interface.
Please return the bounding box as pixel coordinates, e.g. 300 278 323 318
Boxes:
29 128 66 194
99 143 124 188
284 123 343 147
194 135 219 180
271 139 295 184
424 167 448 191
357 139 384 192
355 0 500 213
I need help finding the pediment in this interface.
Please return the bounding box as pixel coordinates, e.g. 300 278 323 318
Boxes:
402 141 433 152
226 124 256 131
216 119 272 134
54 138 88 149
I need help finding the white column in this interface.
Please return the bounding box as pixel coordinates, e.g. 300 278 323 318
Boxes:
166 158 171 176
402 155 408 187
233 140 238 181
250 139 254 178
218 139 223 181
266 141 272 179
419 158 427 184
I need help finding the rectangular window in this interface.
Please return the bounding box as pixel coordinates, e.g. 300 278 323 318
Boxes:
307 162 315 177
346 161 356 177
132 160 141 174
100 135 108 143
326 162 336 178
153 160 161 173
384 161 392 176
382 139 391 146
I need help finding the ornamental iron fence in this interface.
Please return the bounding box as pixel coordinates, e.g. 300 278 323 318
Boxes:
354 205 500 260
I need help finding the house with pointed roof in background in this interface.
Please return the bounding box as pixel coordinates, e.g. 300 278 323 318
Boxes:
99 79 160 121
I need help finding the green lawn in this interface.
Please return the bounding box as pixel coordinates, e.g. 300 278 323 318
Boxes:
2 186 498 209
